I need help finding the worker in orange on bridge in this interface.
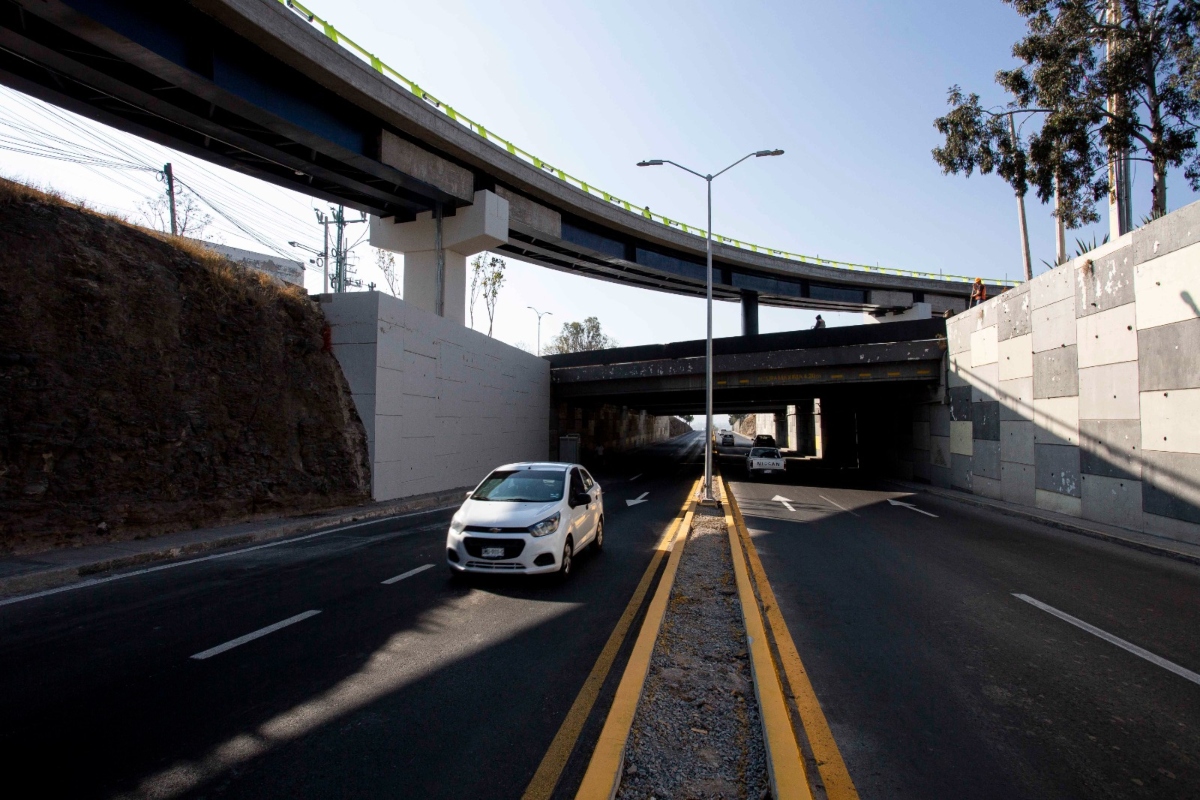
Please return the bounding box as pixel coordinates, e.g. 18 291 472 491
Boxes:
969 277 987 308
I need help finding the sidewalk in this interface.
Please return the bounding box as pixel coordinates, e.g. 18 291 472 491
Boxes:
890 480 1200 567
0 487 467 599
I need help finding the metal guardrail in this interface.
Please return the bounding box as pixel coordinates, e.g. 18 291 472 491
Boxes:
280 0 1022 288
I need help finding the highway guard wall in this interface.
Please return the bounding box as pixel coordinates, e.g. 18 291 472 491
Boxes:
319 291 550 501
908 200 1200 546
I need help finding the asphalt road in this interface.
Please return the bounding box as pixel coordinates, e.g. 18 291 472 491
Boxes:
728 467 1200 800
0 432 706 799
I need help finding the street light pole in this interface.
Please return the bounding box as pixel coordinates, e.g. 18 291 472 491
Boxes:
638 149 784 503
528 306 552 356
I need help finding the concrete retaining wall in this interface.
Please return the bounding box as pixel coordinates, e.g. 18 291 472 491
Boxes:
550 403 690 461
319 291 550 501
912 201 1200 546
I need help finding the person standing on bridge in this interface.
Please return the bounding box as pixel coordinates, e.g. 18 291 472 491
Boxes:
969 278 987 308
812 315 826 329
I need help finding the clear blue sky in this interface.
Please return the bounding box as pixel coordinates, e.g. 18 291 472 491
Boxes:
2 0 1195 351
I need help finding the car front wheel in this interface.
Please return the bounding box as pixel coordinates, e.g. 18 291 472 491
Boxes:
558 536 574 579
593 519 604 552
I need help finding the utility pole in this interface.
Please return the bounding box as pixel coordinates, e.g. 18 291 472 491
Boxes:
315 209 330 294
163 163 178 236
333 204 346 293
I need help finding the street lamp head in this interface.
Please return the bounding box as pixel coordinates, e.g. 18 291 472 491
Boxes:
637 159 664 167
288 241 299 247
755 149 785 157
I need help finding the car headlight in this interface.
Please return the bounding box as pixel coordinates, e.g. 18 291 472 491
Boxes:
528 512 561 537
449 516 466 535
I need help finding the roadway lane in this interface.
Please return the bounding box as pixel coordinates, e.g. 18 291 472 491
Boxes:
728 470 1200 800
0 432 705 798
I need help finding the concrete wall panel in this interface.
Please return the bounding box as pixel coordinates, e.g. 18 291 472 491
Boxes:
972 440 1001 480
950 421 974 456
998 285 1032 341
1002 462 1036 505
999 377 1033 422
1077 304 1138 369
1078 362 1140 420
973 401 1001 441
1080 474 1143 530
932 464 952 489
1076 245 1134 318
950 386 973 422
970 326 999 366
1033 346 1079 399
975 475 1003 500
969 362 1000 403
913 420 931 449
1033 395 1079 447
998 334 1033 380
1134 242 1200 330
1001 421 1036 465
1032 298 1077 353
1132 200 1200 264
1030 265 1074 310
951 453 973 490
948 351 970 387
947 314 972 355
913 460 932 482
931 404 952 437
1138 317 1200 391
1079 419 1141 480
1141 388 1200 453
1035 444 1082 498
1142 450 1200 524
931 435 951 468
1143 513 1200 547
1036 488 1082 517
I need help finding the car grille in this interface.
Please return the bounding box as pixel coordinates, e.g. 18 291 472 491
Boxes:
463 537 526 559
464 525 528 533
464 561 527 570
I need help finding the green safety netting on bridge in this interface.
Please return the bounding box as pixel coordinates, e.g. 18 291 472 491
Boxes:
280 0 1020 288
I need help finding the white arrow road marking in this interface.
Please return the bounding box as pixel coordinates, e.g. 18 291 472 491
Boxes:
191 610 321 660
772 495 796 512
887 498 938 517
626 492 650 507
1014 594 1200 687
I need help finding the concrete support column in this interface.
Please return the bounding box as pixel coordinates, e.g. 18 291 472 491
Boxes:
369 190 509 326
774 410 789 449
741 290 759 336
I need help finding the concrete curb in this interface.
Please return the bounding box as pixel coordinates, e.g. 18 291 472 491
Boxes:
0 487 469 599
889 481 1200 568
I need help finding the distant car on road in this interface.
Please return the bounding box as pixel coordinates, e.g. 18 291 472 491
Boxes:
446 462 603 579
753 434 777 448
747 447 785 478
721 433 736 447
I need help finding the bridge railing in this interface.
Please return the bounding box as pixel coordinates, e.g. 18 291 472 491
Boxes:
280 1 1021 288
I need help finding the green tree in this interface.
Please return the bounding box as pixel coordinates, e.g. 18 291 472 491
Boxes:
999 0 1200 218
469 252 506 333
542 317 617 354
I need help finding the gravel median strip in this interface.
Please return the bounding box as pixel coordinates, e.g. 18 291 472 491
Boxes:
617 505 769 800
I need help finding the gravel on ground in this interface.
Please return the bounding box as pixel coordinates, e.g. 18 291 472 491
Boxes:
617 507 768 800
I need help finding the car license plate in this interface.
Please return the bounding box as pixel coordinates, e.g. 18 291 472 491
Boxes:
482 547 505 559
762 469 774 474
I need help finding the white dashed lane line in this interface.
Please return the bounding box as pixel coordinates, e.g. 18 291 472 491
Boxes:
381 564 435 585
190 610 322 660
1014 594 1200 687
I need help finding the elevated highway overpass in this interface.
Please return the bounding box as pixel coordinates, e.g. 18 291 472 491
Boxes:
0 0 1014 327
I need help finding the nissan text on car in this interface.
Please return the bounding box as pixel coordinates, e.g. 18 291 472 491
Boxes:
747 447 785 478
446 462 603 578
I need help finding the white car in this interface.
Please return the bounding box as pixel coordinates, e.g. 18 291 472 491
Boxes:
446 462 604 578
747 447 785 478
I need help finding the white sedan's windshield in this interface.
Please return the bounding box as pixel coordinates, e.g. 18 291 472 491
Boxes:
750 448 781 458
472 470 565 502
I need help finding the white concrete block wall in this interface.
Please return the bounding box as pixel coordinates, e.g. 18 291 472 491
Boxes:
318 291 550 501
934 199 1200 546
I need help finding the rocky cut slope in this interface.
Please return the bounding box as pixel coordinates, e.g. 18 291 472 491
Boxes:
0 179 370 554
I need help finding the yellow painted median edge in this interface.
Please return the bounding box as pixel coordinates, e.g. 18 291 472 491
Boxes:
523 479 700 800
574 484 699 800
723 476 861 800
723 484 813 800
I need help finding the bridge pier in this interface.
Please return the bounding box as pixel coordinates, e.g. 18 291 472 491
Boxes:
368 190 509 326
740 290 759 336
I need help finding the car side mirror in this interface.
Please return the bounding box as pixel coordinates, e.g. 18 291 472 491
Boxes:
572 492 591 507
465 491 473 499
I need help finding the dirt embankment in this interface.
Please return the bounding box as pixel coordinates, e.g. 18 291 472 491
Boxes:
0 179 370 555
